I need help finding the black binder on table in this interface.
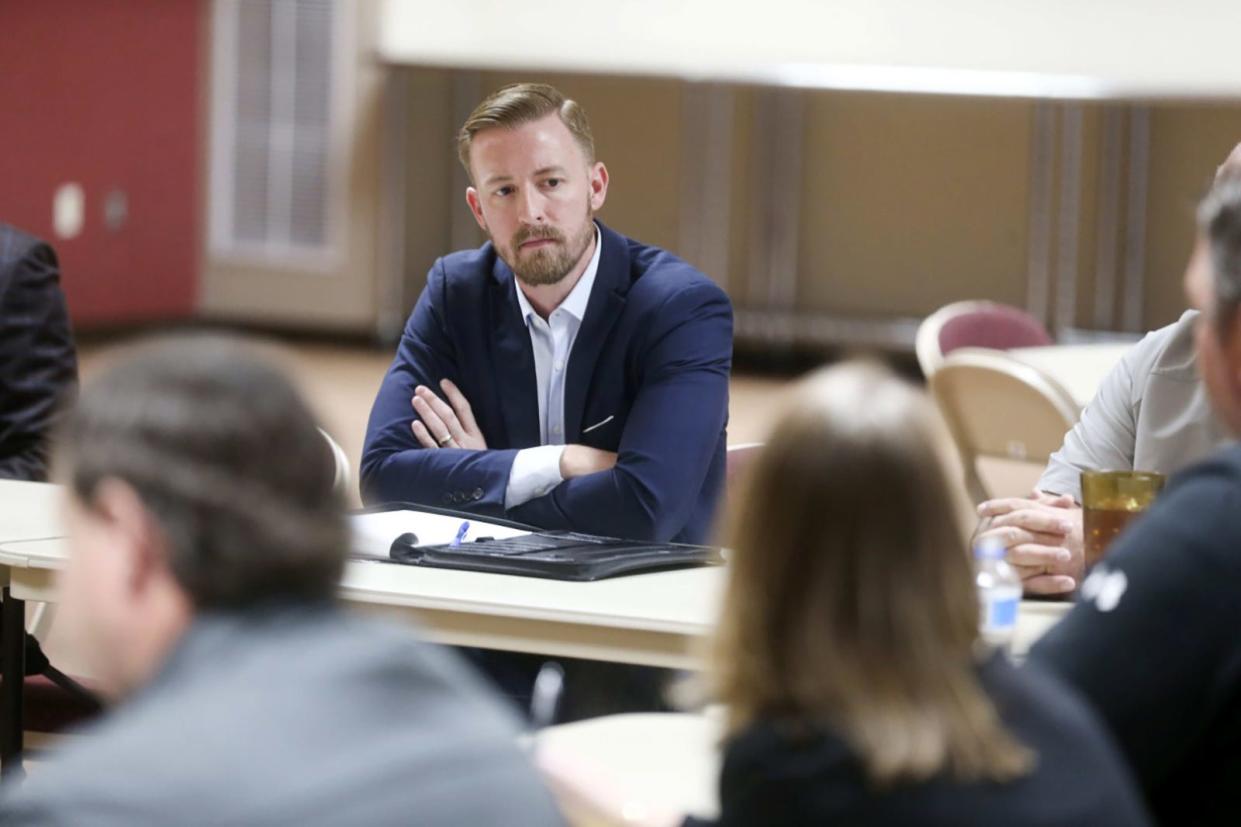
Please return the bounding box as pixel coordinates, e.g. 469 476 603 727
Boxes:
389 530 723 582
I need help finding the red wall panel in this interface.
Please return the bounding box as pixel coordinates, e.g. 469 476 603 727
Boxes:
0 0 202 326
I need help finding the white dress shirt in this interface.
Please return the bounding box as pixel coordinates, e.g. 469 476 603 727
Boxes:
504 225 603 508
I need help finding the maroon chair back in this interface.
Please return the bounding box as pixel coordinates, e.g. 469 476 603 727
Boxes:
938 303 1052 357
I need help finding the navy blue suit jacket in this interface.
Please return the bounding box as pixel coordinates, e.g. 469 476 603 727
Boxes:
361 222 732 544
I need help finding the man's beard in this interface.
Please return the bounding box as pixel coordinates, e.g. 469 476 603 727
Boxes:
499 212 595 287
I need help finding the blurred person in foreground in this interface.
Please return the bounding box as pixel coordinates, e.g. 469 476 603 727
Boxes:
0 335 562 826
1030 172 1241 826
977 143 1241 596
0 222 77 480
543 362 1148 826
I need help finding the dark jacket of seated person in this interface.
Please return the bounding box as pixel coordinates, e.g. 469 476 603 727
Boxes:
685 362 1148 827
1028 170 1241 827
0 336 563 827
1029 444 1241 826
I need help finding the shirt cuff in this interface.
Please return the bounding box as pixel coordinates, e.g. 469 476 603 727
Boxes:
504 445 566 509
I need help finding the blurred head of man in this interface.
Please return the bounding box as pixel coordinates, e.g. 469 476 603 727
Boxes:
53 336 346 699
1188 173 1241 437
457 83 608 289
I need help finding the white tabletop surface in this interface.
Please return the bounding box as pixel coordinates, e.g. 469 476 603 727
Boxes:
0 481 1069 663
536 712 723 822
0 479 61 543
1009 343 1131 409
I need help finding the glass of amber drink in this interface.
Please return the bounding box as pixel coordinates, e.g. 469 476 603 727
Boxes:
1080 470 1165 569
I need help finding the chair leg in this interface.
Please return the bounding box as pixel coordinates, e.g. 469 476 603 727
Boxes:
1 591 26 779
27 602 55 642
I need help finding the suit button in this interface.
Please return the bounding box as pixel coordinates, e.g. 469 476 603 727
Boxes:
442 493 452 504
472 488 483 500
454 492 466 504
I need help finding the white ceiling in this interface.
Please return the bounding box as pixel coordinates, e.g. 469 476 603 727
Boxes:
378 0 1241 100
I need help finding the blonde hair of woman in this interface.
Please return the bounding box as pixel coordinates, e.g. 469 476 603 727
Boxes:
712 360 1033 785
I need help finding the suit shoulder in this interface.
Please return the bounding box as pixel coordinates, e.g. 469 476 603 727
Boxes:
437 244 498 282
418 245 503 310
0 224 54 278
624 237 729 305
0 224 45 261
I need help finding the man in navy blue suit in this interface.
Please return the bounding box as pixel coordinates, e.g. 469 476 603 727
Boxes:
362 83 733 545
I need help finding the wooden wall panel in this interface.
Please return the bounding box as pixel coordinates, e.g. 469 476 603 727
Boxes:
796 94 1033 318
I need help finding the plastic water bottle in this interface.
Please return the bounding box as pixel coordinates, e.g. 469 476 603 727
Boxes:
975 537 1021 657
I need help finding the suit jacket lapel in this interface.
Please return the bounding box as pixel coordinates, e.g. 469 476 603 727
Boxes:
489 260 542 448
564 223 629 443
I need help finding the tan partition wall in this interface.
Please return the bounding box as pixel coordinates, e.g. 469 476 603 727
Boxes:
797 94 1033 317
391 69 1241 348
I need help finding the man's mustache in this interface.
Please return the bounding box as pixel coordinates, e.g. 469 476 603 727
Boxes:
512 225 565 247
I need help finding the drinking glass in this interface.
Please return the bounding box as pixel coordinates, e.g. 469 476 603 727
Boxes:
1080 470 1165 569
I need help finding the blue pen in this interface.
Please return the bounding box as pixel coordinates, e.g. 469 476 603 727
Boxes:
451 520 470 546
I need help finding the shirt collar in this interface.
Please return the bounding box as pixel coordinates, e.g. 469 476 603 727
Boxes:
515 223 602 326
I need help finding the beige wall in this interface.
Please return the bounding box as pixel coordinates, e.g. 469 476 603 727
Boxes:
401 72 686 287
797 94 1033 317
1145 106 1241 327
399 75 1241 344
199 47 1241 342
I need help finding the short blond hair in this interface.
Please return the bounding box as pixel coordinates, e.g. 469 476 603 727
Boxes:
456 83 595 180
711 361 1033 785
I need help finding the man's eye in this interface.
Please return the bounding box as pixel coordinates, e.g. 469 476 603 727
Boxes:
496 186 514 197
544 178 562 189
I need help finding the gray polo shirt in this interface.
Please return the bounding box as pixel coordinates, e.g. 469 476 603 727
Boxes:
1037 310 1231 501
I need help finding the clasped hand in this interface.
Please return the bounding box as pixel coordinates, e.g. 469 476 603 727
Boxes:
976 489 1084 596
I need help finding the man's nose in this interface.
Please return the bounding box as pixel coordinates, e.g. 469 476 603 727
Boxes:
518 188 546 223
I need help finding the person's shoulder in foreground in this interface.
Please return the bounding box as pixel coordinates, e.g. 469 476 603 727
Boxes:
0 221 77 481
1029 443 1241 826
695 654 1147 827
0 334 562 827
0 609 564 827
1032 170 1241 826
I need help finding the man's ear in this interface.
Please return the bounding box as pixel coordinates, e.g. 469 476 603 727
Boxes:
588 162 609 212
465 188 487 231
91 478 168 596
